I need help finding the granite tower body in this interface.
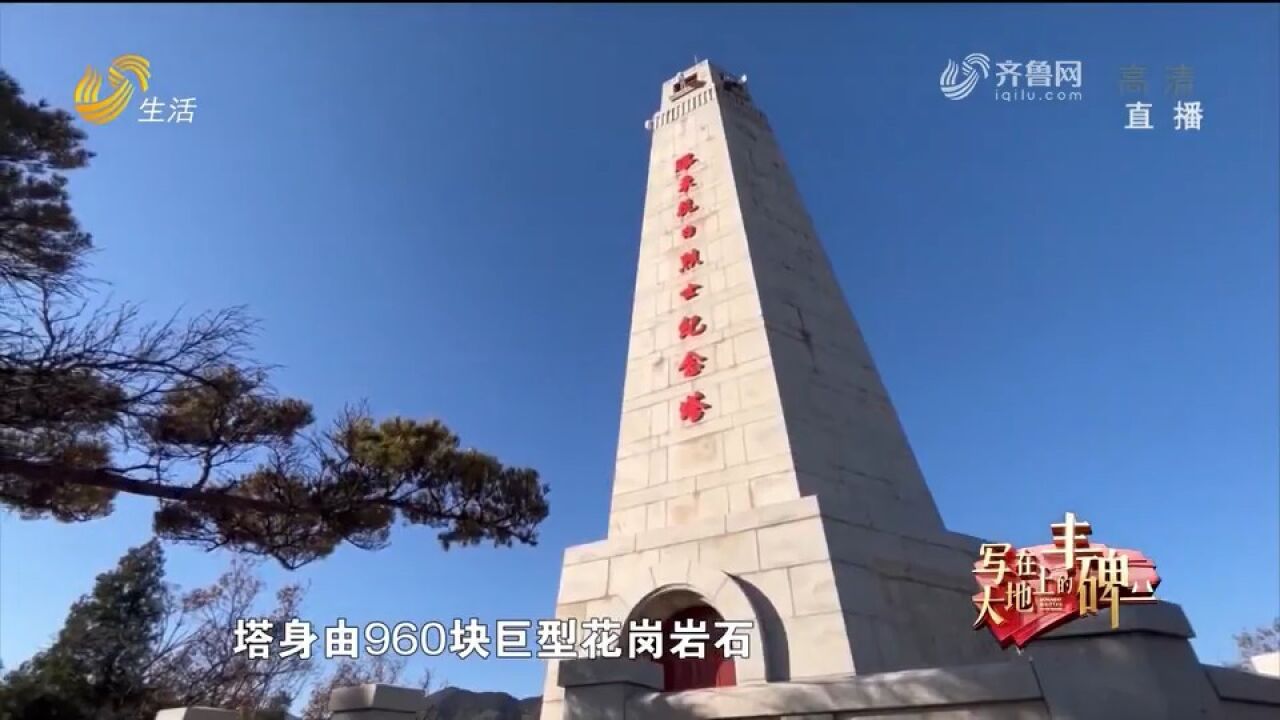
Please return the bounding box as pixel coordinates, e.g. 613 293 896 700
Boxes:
539 60 1001 720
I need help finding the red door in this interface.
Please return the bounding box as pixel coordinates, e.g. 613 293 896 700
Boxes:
660 605 737 691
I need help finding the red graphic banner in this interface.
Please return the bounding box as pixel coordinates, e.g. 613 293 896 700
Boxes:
972 512 1160 648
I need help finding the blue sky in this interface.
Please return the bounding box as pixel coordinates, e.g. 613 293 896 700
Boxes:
1 3 1277 702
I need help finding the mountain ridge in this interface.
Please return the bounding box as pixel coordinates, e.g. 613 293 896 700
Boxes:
424 686 541 720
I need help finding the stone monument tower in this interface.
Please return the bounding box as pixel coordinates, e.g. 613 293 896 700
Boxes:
538 60 1003 720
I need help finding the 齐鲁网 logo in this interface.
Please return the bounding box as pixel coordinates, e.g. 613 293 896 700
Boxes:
940 53 991 100
940 54 1084 103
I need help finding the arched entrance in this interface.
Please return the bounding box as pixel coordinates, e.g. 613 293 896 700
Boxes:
659 603 737 691
627 588 738 692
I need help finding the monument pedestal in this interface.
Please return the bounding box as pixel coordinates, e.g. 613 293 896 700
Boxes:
1024 602 1225 720
556 605 1280 720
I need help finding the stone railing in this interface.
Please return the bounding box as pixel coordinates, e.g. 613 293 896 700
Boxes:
155 682 426 720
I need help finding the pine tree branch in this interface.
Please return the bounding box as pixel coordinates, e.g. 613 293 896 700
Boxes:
0 456 284 513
